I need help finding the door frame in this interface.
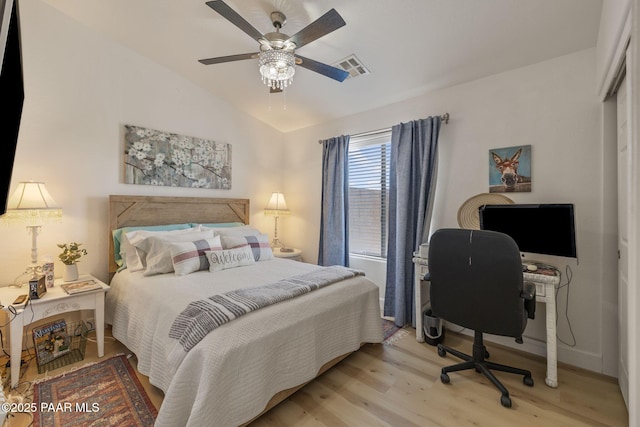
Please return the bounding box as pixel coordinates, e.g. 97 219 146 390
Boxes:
600 3 639 425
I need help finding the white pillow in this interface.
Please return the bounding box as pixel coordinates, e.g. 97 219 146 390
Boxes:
132 229 215 276
170 236 223 276
221 234 274 261
124 227 204 272
205 246 255 272
203 225 262 237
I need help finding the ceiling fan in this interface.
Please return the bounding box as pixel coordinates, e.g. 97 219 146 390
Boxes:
198 0 349 93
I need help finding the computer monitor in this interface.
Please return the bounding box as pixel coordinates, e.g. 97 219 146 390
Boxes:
0 0 24 215
478 203 577 259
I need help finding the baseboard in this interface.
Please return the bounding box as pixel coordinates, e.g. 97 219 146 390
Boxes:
454 327 606 374
456 328 547 359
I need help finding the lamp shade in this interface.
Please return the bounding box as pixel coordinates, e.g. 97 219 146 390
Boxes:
264 192 290 216
3 181 62 223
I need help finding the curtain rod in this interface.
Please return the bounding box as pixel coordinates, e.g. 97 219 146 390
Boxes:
318 112 450 143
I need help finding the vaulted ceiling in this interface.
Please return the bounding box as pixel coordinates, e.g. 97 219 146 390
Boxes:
43 0 603 132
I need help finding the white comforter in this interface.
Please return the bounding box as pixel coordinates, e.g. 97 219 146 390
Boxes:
105 258 383 426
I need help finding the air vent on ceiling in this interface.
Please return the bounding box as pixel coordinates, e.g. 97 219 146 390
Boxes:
333 54 370 80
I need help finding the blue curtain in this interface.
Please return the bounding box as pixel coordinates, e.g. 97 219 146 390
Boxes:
318 135 350 266
384 117 441 327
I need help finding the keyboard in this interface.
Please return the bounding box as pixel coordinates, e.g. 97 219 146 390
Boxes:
523 271 560 285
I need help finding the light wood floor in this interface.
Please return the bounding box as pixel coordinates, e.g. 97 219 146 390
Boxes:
2 326 628 426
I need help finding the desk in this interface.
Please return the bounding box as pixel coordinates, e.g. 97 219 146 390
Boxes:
413 255 561 388
0 275 108 388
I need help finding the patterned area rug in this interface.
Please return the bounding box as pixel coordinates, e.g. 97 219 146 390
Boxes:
32 354 157 427
382 318 407 344
382 318 399 340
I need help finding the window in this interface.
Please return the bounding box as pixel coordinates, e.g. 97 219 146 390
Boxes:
348 130 391 258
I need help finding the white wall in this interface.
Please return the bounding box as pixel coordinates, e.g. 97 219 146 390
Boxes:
0 0 285 286
282 48 617 374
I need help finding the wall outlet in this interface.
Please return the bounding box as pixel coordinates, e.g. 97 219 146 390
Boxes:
84 317 96 331
79 310 95 331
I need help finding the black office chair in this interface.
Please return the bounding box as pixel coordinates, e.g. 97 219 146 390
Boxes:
426 228 536 408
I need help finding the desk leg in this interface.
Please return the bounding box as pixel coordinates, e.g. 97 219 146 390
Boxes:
9 311 23 388
95 292 105 358
414 265 424 342
545 283 558 387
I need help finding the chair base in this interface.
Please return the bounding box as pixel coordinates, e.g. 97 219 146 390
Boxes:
437 331 534 408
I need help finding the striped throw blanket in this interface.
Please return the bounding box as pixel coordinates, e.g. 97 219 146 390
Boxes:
168 266 363 355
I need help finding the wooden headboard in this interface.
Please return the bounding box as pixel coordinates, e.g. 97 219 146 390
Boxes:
108 195 250 277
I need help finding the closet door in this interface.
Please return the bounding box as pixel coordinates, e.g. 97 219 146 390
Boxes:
616 70 630 408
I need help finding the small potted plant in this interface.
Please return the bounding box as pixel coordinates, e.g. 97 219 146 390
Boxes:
57 242 88 282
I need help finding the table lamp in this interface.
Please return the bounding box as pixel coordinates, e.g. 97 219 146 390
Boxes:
264 192 290 249
2 181 62 279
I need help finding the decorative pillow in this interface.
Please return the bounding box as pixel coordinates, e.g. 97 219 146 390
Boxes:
221 234 274 261
112 223 191 267
203 225 262 237
124 227 204 272
132 229 215 276
170 236 223 276
205 246 255 272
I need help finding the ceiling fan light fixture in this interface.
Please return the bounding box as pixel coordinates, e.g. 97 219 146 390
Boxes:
259 50 295 90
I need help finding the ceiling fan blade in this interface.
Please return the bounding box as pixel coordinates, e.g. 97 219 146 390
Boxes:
287 9 346 49
205 0 264 42
198 52 258 65
296 55 349 82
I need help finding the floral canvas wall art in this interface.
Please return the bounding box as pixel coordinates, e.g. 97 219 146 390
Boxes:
124 125 231 189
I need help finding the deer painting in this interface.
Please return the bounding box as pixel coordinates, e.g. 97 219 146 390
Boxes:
490 146 531 192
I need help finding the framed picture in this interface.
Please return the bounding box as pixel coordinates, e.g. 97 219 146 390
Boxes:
124 125 231 189
489 145 531 193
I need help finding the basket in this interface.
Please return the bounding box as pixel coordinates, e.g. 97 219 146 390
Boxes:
35 320 88 374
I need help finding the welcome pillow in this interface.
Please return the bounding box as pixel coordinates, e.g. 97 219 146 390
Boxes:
206 246 255 272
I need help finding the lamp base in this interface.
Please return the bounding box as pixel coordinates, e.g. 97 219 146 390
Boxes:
271 238 286 249
13 266 40 288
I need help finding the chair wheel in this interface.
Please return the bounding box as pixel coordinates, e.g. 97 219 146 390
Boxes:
523 375 534 387
437 346 446 357
440 373 450 384
500 395 512 408
485 350 490 358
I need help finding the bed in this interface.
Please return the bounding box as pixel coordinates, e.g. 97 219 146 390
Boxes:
105 195 383 426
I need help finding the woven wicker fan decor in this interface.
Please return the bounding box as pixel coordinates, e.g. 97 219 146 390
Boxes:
457 193 514 229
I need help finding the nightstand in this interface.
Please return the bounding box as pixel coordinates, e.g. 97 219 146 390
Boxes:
272 248 303 262
0 274 109 387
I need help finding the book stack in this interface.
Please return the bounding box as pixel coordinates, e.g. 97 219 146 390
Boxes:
60 279 102 295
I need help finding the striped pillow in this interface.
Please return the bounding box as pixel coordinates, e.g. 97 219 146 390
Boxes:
170 236 223 275
221 234 274 261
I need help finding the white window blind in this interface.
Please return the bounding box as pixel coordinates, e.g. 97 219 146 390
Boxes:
348 130 391 258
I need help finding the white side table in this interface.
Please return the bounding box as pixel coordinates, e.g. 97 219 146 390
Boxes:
0 274 109 388
273 248 302 262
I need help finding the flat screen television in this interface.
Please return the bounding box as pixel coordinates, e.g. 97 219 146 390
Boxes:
478 203 577 259
0 0 24 215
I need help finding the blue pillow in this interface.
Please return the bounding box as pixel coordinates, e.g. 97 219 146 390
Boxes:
191 222 245 228
112 223 192 267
